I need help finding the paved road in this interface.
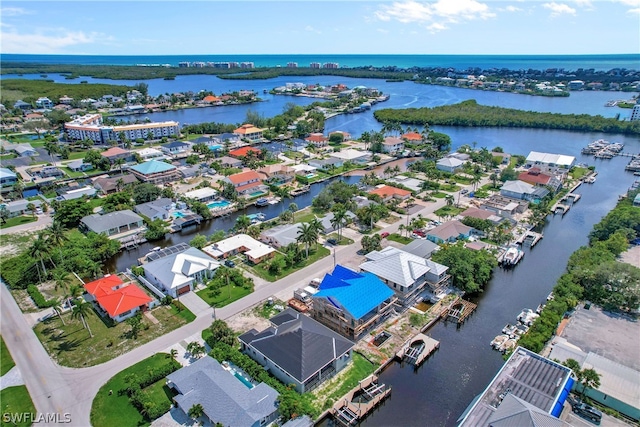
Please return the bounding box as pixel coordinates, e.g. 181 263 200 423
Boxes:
0 187 458 426
0 214 52 235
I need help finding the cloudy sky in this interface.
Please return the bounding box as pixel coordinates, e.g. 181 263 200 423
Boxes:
1 0 639 55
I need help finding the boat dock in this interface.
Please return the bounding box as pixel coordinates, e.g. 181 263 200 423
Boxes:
290 185 310 196
560 193 581 204
551 203 571 215
625 156 640 172
446 298 477 324
515 230 543 247
332 375 391 426
396 333 440 367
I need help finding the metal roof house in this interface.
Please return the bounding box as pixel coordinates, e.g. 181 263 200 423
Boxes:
134 197 172 221
0 168 17 187
436 156 465 173
142 246 219 298
311 265 397 340
239 308 354 393
80 210 145 241
202 234 275 264
0 199 42 218
525 151 575 170
500 180 549 201
457 347 574 427
166 356 280 427
426 220 475 244
402 238 439 259
260 223 303 248
129 160 180 184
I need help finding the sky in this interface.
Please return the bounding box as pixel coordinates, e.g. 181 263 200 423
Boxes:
1 0 639 56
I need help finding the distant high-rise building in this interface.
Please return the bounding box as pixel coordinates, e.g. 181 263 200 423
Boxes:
631 104 640 121
240 62 254 69
310 62 321 69
323 62 339 69
287 62 298 68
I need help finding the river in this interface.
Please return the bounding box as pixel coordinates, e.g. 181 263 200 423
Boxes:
34 72 639 424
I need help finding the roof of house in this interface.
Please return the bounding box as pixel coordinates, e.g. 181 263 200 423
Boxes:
368 184 411 199
233 124 263 135
1 199 42 214
437 157 465 168
202 95 221 103
501 180 535 195
0 168 17 178
167 356 279 427
80 210 143 234
136 147 164 158
93 174 139 192
84 275 152 317
361 246 434 288
486 394 568 427
383 136 404 145
130 160 176 175
203 234 275 260
314 265 394 320
184 187 217 200
67 159 90 169
161 141 190 150
142 246 219 290
329 149 371 161
260 223 302 247
134 198 172 218
100 147 130 158
526 151 575 167
401 132 423 141
258 164 294 176
460 207 497 220
428 220 473 241
402 239 439 258
227 170 262 185
219 155 243 165
238 308 354 383
517 170 552 186
305 133 327 142
228 146 261 158
319 211 356 233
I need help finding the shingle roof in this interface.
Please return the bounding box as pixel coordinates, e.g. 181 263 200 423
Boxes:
314 265 394 320
501 180 535 195
130 160 176 175
80 210 143 234
403 239 439 258
361 246 431 288
437 157 464 168
100 147 130 158
238 308 354 383
487 394 567 427
427 220 473 241
167 356 279 427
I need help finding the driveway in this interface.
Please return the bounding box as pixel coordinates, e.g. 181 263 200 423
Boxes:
178 290 211 317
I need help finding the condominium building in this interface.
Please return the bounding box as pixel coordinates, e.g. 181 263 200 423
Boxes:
64 114 179 144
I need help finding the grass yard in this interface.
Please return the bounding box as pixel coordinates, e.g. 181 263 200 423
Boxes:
570 167 590 180
386 233 412 244
196 283 252 308
91 353 174 427
243 246 330 282
434 205 464 218
311 352 376 412
0 216 37 230
0 386 37 427
1 335 16 375
431 192 447 198
34 305 190 367
0 153 17 160
62 167 87 178
326 233 354 245
292 208 321 225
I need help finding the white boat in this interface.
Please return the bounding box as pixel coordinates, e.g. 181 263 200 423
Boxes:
502 246 524 266
502 323 517 337
151 246 161 252
491 334 509 350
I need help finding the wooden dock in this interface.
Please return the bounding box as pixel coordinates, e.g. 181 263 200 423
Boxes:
446 298 477 324
560 193 581 204
396 333 440 367
332 375 391 426
551 203 571 215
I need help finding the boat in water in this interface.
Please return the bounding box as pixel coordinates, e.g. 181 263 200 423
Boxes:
255 198 269 207
501 246 524 266
491 334 509 350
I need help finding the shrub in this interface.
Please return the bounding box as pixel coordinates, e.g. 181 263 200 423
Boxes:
27 284 56 308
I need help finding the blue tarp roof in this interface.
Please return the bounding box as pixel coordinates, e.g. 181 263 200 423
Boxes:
314 265 394 320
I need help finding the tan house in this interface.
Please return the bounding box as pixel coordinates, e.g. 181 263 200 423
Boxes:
233 124 264 141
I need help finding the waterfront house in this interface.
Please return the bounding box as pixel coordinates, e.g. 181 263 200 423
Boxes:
525 151 575 171
329 149 372 165
387 175 425 192
13 100 31 111
305 133 329 148
402 239 439 259
219 156 243 168
457 347 574 426
66 159 93 172
55 186 97 201
0 199 42 218
184 187 218 203
217 132 241 146
166 356 280 427
202 234 275 264
134 197 172 221
480 195 529 217
307 157 342 171
436 156 465 173
239 308 354 393
135 147 165 161
382 136 404 154
401 132 424 142
129 160 180 184
360 246 450 304
228 146 262 159
257 164 295 183
84 275 152 323
93 173 139 194
260 223 302 248
0 168 17 187
35 97 54 109
160 140 191 155
225 170 267 196
142 246 219 297
311 265 396 340
491 151 511 165
500 180 549 201
517 167 562 192
426 220 475 244
29 165 64 179
100 147 132 164
80 210 145 241
233 124 264 141
459 207 503 225
368 184 411 202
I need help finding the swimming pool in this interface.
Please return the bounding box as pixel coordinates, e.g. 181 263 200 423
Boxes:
306 173 316 179
209 145 222 151
207 200 231 209
249 191 267 198
172 212 185 218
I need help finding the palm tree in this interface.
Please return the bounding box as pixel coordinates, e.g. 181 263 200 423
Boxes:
0 206 9 224
29 236 49 282
489 173 499 189
276 185 292 213
384 166 393 178
51 298 66 326
72 301 93 338
188 403 204 420
309 218 323 249
235 215 251 233
445 195 455 207
288 202 298 222
579 368 601 400
471 171 482 191
331 208 347 242
169 348 178 360
26 202 36 218
45 221 68 263
296 222 317 258
398 223 406 238
65 284 83 311
113 158 126 174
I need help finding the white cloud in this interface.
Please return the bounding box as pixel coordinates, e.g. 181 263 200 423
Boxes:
0 7 31 17
374 0 495 31
377 28 390 34
502 6 523 12
0 28 107 54
542 2 577 17
304 25 322 34
614 0 640 14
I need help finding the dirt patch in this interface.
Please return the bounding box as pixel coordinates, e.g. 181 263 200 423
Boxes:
225 303 276 334
11 289 38 313
0 242 20 257
619 245 640 268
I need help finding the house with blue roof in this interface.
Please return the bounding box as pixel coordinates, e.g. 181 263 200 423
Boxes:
129 159 180 184
311 265 397 339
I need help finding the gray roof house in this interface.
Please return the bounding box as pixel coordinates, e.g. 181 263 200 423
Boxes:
66 159 93 172
142 246 219 298
166 356 280 427
500 180 549 201
13 144 37 157
260 223 303 248
319 211 356 234
403 239 439 259
1 199 42 218
134 197 172 220
436 156 465 173
239 308 354 393
79 210 145 241
0 168 17 187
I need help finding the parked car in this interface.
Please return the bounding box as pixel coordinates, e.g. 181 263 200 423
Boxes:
327 238 338 245
461 189 469 195
572 403 602 425
413 229 426 237
224 259 235 268
380 232 390 239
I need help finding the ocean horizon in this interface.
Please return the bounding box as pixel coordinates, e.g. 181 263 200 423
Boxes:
2 53 639 72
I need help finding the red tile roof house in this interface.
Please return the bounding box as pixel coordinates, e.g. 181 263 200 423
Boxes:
369 184 412 202
233 124 264 141
305 133 329 148
84 275 152 322
228 146 262 159
401 132 424 142
225 170 269 197
100 147 132 163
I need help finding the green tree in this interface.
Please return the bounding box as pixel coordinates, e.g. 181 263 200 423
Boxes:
330 207 348 242
296 222 318 258
26 202 36 218
72 301 94 338
431 241 498 293
132 183 161 204
29 235 50 282
188 403 204 420
186 341 205 359
206 319 236 347
126 314 143 339
361 234 382 254
0 206 9 224
190 234 208 249
51 298 66 326
53 199 92 229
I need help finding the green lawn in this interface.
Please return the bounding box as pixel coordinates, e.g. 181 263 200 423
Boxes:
62 167 87 178
434 205 464 217
326 233 354 245
169 302 196 322
0 216 37 230
34 305 190 367
0 153 17 160
0 386 37 427
292 208 321 225
1 336 16 376
196 283 252 307
570 167 590 180
431 192 447 198
243 246 330 282
386 233 412 244
91 353 174 427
